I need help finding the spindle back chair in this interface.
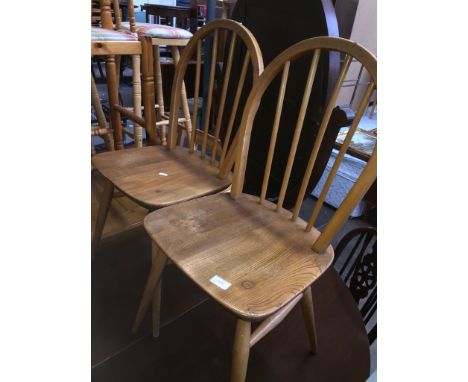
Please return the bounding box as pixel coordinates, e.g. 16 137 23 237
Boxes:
168 19 264 167
91 19 264 256
135 36 376 382
232 36 377 253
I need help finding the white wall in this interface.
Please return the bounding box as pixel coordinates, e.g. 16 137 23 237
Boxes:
336 0 377 108
350 0 377 55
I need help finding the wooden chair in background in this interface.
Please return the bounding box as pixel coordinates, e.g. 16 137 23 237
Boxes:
91 75 114 154
141 2 198 33
334 226 377 344
92 0 144 150
133 37 376 382
117 4 195 145
91 20 264 257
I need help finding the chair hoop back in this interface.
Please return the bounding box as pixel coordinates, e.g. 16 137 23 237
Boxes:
231 36 377 253
168 19 264 177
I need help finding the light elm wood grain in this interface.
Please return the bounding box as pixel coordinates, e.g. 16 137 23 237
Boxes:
93 146 232 210
144 193 334 320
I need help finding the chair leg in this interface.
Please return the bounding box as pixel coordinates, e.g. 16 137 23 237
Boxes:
92 178 114 258
153 45 166 144
132 242 167 335
230 319 251 382
152 276 162 337
140 36 159 145
300 286 318 354
105 55 124 150
131 54 143 148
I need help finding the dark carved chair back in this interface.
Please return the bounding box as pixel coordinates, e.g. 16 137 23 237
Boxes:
334 227 377 344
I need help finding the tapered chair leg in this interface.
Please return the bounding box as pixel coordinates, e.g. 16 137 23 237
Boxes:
92 178 114 259
300 286 318 354
152 276 162 337
132 242 167 335
230 319 251 382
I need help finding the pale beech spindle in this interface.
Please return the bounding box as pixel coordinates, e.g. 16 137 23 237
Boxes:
219 52 250 167
276 49 321 211
307 81 374 229
201 29 219 159
259 61 290 203
292 53 353 221
189 40 202 153
211 32 237 163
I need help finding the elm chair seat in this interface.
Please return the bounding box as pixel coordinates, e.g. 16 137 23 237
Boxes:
91 26 138 41
143 192 334 320
92 146 232 210
120 22 193 39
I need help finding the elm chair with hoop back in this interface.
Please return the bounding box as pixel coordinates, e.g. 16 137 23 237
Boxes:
91 19 264 257
134 36 376 382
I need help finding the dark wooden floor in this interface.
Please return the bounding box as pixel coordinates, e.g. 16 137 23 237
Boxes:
91 185 374 381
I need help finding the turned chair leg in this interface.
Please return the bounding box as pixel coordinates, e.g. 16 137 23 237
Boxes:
153 45 166 144
171 46 193 144
230 319 251 382
132 242 167 335
300 286 318 354
92 178 114 259
131 54 143 148
105 55 124 150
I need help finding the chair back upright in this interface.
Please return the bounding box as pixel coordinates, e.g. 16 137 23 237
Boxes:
168 19 264 176
141 3 198 32
98 0 136 32
231 37 377 253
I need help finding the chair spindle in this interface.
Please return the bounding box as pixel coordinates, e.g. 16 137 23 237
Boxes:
306 81 375 228
201 29 219 159
189 40 203 153
276 49 321 211
259 61 291 204
211 32 238 163
291 53 353 222
219 52 250 167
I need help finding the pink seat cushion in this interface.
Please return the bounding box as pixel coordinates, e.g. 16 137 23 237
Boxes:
120 22 193 39
91 27 137 41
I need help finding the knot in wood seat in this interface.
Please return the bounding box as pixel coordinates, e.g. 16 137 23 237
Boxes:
143 193 334 320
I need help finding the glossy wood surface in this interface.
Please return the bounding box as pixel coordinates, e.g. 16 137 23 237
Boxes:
92 146 232 209
144 193 333 320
